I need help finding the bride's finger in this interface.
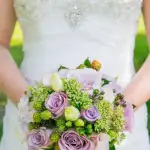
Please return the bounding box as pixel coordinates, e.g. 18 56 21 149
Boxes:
93 134 109 150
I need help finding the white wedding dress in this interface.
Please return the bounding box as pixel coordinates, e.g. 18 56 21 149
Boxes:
0 0 150 149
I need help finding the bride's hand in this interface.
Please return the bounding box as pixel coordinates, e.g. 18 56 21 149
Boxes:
0 0 28 104
91 134 109 150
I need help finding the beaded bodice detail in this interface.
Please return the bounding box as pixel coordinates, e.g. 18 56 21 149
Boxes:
14 0 142 28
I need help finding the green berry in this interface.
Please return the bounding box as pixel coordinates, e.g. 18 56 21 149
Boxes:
76 127 85 135
75 119 85 127
86 124 93 130
33 101 43 111
86 128 93 135
56 118 65 127
93 89 99 95
50 132 60 143
66 121 73 128
58 125 66 132
33 112 41 123
76 128 81 134
79 129 85 136
40 110 52 120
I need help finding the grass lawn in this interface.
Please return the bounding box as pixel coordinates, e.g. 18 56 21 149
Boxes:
0 17 150 139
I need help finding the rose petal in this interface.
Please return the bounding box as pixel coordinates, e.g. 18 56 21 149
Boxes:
45 92 67 118
28 128 52 149
82 106 100 122
59 131 93 150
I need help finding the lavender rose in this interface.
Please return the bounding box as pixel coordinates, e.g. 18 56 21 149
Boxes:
82 106 101 122
124 102 134 132
45 92 67 118
59 130 94 150
28 128 52 150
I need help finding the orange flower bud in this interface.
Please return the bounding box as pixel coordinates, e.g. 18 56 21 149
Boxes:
91 60 102 71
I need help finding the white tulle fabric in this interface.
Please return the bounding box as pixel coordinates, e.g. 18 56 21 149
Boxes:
0 0 150 150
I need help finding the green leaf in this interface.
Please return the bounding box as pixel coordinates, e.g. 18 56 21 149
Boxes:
58 65 69 71
84 58 92 68
43 143 54 150
102 79 111 86
109 145 116 150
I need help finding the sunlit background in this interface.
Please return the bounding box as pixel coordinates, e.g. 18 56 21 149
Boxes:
0 17 150 139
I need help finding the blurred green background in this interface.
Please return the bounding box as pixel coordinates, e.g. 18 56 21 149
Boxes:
0 17 150 139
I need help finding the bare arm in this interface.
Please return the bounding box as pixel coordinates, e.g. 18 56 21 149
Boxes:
0 0 28 103
123 0 150 107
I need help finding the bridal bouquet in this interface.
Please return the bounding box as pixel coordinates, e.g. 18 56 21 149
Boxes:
18 58 134 150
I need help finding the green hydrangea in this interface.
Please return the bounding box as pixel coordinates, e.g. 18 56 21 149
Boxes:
65 121 73 128
76 128 86 136
58 125 66 132
85 124 93 135
86 124 93 130
40 110 52 120
63 78 92 110
96 100 113 119
94 118 110 133
50 132 60 143
33 112 41 123
108 130 126 145
108 130 119 141
86 128 93 135
63 78 81 91
28 122 40 130
29 83 53 103
56 118 65 127
94 100 113 133
79 92 92 110
117 133 126 144
33 100 43 111
111 106 125 132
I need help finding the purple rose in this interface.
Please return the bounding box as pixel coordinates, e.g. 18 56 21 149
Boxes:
45 92 68 118
59 130 94 150
28 128 52 150
124 102 134 132
82 106 101 122
58 69 102 90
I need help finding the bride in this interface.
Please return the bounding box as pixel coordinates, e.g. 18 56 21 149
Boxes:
0 0 150 149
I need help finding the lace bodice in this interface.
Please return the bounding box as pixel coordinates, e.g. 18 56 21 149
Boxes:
14 0 142 23
14 0 143 30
